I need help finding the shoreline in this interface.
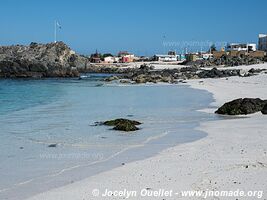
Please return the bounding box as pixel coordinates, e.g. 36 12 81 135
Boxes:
25 64 267 200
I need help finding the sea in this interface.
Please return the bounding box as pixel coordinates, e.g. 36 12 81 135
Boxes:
0 74 217 199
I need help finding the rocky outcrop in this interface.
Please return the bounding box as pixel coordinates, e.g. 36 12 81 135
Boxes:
215 98 267 115
0 42 89 78
100 63 266 84
102 118 141 132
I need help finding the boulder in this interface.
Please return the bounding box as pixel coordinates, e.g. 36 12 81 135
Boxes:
113 121 139 131
48 144 57 148
161 76 173 83
104 76 119 82
103 118 141 132
261 104 267 115
215 98 267 115
139 64 150 71
103 118 141 126
180 66 198 73
133 74 147 83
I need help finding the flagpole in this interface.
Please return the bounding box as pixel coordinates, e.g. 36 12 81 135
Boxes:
54 20 57 43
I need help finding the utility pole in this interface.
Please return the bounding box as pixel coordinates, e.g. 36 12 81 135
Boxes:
54 20 61 43
54 20 57 43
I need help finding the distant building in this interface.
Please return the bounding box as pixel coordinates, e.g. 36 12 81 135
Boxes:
177 54 186 61
154 54 177 62
104 56 119 63
185 54 198 62
154 51 178 62
138 56 151 62
259 34 267 52
121 55 135 63
118 51 130 57
226 43 256 52
90 50 101 63
213 51 227 59
118 51 135 63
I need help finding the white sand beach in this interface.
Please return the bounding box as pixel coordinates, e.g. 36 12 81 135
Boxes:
27 64 267 200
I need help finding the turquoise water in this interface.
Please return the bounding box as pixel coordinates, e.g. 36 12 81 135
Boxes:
0 76 216 200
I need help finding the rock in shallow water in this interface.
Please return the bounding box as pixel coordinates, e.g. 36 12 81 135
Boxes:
113 121 140 131
215 98 267 115
103 118 141 132
103 118 141 126
104 76 119 82
48 144 57 148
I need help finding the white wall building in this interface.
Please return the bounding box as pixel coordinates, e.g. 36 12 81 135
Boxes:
154 54 178 62
226 43 256 52
259 34 267 52
104 56 119 63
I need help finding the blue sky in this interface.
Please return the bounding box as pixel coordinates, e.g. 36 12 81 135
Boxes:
0 0 266 55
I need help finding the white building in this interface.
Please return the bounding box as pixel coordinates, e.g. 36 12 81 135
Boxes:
226 43 256 52
104 56 119 63
154 54 178 62
201 53 213 60
259 34 267 52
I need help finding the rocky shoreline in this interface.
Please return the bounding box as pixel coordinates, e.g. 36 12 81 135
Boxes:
1 42 266 81
102 64 267 84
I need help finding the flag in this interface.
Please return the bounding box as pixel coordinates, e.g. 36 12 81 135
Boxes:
56 21 62 29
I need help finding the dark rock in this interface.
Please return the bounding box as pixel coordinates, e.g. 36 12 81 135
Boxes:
113 121 139 132
248 68 266 74
139 64 150 71
103 118 141 126
180 66 198 73
215 98 267 115
48 144 57 147
261 104 267 114
132 74 147 83
104 76 119 82
103 118 141 132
